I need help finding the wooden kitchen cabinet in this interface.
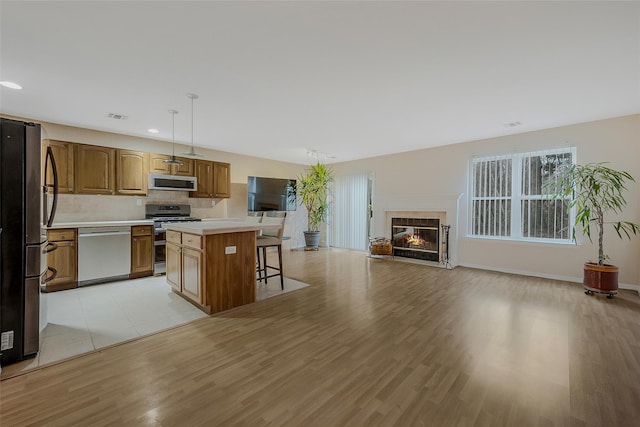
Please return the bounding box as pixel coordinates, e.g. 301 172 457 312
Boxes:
165 231 206 307
213 162 231 198
166 240 182 292
149 153 171 174
43 139 75 193
149 153 194 177
181 247 203 304
190 160 214 198
130 225 153 278
45 228 77 292
116 150 148 196
172 157 194 176
75 144 116 195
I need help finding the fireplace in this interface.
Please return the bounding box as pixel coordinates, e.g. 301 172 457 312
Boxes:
391 217 440 262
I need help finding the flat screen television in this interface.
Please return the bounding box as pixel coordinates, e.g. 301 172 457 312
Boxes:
247 176 297 212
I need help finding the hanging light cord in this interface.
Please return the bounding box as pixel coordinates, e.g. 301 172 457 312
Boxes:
172 110 177 158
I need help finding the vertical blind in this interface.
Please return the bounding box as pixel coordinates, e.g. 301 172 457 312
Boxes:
330 172 369 251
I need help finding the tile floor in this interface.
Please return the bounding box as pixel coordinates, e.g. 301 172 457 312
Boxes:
2 275 309 378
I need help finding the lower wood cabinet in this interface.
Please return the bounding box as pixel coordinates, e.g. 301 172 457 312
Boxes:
165 231 205 306
165 229 256 314
45 228 77 292
181 247 203 304
130 225 154 278
166 241 182 292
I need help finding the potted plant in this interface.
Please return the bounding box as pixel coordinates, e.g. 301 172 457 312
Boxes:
549 162 640 298
297 162 334 250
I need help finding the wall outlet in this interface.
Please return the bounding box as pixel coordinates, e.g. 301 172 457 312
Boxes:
225 246 237 255
211 200 216 207
136 198 142 206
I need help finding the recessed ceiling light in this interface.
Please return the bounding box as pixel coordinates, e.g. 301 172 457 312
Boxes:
0 81 22 90
147 128 159 134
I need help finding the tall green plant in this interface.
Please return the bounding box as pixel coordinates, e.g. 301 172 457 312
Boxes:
297 162 334 232
548 162 640 265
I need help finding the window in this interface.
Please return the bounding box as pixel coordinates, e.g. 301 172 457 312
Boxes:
470 148 575 241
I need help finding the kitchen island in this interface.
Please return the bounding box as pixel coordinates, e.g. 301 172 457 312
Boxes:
162 221 281 314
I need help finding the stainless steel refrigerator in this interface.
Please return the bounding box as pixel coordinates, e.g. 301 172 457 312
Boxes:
0 118 57 365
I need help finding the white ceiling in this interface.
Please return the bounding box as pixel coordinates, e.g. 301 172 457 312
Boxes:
1 1 638 165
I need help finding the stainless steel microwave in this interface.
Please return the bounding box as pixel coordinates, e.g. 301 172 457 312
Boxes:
148 173 197 191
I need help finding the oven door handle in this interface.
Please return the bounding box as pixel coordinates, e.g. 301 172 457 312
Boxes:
154 240 167 245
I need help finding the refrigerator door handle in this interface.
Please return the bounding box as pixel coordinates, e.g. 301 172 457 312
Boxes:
43 146 59 227
42 266 57 285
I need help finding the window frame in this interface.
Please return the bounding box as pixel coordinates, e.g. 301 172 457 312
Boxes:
468 147 577 243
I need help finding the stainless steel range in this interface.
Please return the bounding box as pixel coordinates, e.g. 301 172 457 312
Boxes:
145 204 201 274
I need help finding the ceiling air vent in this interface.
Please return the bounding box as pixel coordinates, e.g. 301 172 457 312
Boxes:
106 113 128 120
504 121 521 128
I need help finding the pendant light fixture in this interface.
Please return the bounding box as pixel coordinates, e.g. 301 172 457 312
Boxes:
164 109 183 165
181 93 204 157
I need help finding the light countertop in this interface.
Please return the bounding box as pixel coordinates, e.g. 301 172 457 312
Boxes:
162 221 281 236
47 220 155 229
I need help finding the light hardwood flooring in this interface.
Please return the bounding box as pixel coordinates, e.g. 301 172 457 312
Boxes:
1 248 639 426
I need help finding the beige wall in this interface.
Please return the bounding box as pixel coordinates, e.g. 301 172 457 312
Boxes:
331 115 640 287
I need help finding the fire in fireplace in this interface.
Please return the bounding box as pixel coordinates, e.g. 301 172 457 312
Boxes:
391 218 440 261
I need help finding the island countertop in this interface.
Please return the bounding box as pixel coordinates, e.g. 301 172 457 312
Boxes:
162 220 281 236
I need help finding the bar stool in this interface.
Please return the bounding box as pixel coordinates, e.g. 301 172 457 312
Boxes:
256 212 286 289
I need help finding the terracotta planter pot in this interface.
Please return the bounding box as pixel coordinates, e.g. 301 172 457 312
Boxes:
583 262 618 297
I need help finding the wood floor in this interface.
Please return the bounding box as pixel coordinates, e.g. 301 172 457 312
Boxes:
1 249 639 426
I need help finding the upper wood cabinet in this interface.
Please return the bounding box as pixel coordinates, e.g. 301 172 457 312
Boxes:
43 140 75 194
116 149 148 196
149 153 171 174
213 162 231 198
41 141 227 197
173 157 194 176
75 144 116 195
149 154 194 177
190 160 214 198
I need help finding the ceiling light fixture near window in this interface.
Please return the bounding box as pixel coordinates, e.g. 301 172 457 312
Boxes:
147 128 159 134
504 121 522 128
0 81 22 90
163 109 183 166
181 93 204 157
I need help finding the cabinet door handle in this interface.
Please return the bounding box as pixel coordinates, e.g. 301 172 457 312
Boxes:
42 266 58 285
44 242 58 254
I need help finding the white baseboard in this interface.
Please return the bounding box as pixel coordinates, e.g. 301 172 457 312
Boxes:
458 263 640 296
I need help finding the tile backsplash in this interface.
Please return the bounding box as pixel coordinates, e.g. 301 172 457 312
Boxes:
54 190 228 222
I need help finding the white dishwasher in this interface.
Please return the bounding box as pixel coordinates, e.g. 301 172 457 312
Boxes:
78 226 131 286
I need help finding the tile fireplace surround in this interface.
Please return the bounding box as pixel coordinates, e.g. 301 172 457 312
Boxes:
380 193 463 267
